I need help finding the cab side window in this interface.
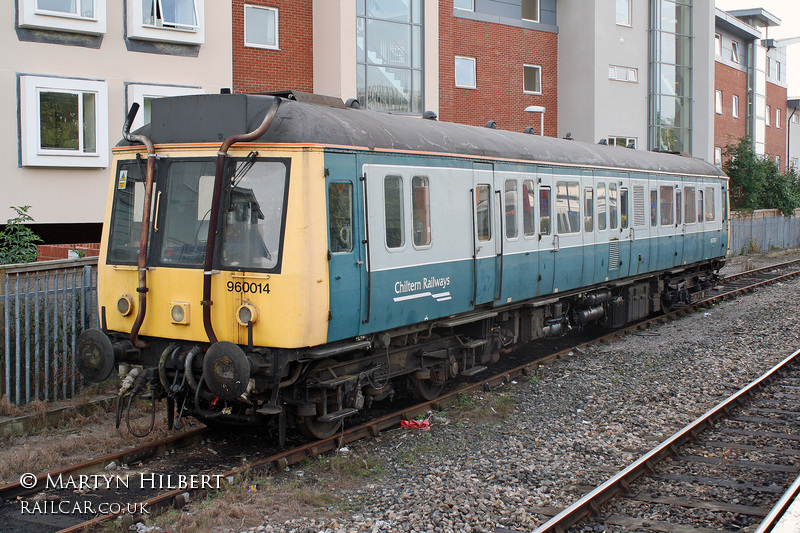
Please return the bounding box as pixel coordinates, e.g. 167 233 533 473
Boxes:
328 182 353 253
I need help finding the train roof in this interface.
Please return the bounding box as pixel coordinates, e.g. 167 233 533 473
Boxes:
123 93 726 178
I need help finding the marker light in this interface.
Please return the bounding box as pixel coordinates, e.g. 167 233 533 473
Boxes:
117 295 133 316
170 302 190 325
236 303 258 326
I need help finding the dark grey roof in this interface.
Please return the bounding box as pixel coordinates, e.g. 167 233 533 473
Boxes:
125 94 725 178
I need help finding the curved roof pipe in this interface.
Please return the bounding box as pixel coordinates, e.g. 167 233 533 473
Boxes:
122 103 156 349
202 96 282 344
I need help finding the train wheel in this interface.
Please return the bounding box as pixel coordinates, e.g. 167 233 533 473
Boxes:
296 415 341 440
411 377 444 402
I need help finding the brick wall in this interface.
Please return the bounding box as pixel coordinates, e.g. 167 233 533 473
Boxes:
438 2 558 135
232 0 313 94
714 62 748 163
765 80 788 171
37 243 100 262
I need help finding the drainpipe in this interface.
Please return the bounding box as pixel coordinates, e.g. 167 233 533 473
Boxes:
123 103 156 349
201 97 281 344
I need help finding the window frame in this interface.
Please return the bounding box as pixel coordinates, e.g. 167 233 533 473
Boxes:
523 64 542 95
455 56 477 89
766 105 771 126
411 175 432 248
126 84 204 131
521 0 540 23
127 0 205 45
19 75 109 168
18 0 107 34
608 65 638 83
616 0 632 26
244 4 279 50
732 95 739 119
383 175 406 250
454 0 474 11
714 147 722 167
504 179 519 240
776 108 781 129
730 41 740 63
714 33 722 57
715 90 723 115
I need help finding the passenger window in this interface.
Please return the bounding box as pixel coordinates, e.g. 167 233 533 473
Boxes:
597 182 607 231
650 188 657 227
412 176 431 246
609 183 618 230
697 189 704 223
723 188 728 220
660 185 674 226
620 187 629 229
705 187 716 221
476 184 491 241
522 179 536 236
328 182 353 253
675 188 682 225
556 181 580 234
684 187 696 223
384 175 405 249
584 187 594 232
505 179 518 239
539 186 551 235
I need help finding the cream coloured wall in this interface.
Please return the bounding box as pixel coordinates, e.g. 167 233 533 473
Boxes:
2 0 232 226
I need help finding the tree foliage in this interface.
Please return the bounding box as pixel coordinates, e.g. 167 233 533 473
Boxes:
723 137 800 216
0 206 43 265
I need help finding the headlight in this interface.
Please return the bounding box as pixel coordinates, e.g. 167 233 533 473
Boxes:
170 302 190 325
117 295 133 316
236 303 258 326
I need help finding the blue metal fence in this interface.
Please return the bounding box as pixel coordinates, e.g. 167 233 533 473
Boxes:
0 257 98 405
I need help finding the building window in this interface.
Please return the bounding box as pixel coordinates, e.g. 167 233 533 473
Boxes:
523 64 542 94
732 95 739 118
522 0 539 23
608 65 638 82
608 137 636 148
775 155 780 167
714 33 722 57
455 56 477 89
730 41 739 63
244 5 278 49
714 147 722 167
766 105 771 126
126 84 203 131
777 108 781 128
616 0 631 26
127 0 204 44
791 157 798 169
19 75 109 168
454 0 473 10
356 0 423 114
792 114 799 124
777 61 782 80
18 0 106 34
715 90 723 115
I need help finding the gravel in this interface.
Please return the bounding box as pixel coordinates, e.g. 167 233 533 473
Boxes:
219 269 800 533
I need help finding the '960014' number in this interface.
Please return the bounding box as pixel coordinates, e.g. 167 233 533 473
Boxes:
226 281 270 294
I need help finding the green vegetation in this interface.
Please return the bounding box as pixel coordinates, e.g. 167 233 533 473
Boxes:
723 138 800 216
0 206 42 265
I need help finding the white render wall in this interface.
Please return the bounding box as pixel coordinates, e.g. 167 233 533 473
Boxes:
2 1 232 226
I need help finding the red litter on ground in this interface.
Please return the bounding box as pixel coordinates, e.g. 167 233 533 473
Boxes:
400 419 431 430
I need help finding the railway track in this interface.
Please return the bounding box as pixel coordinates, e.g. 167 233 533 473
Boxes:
2 257 799 533
497 346 800 533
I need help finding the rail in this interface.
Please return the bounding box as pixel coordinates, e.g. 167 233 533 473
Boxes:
0 257 98 404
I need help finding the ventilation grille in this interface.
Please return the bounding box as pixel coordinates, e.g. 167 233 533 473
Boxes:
609 238 620 270
633 185 646 227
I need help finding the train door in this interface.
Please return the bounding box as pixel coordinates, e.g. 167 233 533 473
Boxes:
552 171 583 292
593 175 610 282
617 177 632 278
629 179 650 275
536 168 555 296
696 184 707 259
655 179 678 269
580 171 596 287
325 153 366 340
682 182 700 264
674 182 685 265
702 182 722 260
473 163 499 305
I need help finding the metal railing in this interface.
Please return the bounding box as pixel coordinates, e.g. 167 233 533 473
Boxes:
0 257 98 405
730 208 800 254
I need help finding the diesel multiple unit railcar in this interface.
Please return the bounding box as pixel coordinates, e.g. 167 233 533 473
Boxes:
77 92 729 441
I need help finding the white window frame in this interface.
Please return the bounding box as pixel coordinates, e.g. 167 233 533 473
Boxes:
715 90 723 115
616 0 632 27
791 157 798 169
127 0 205 45
714 33 722 57
454 0 474 11
126 84 204 131
732 95 739 119
455 56 477 89
776 108 781 129
714 147 722 167
730 41 740 63
18 0 106 35
766 105 771 126
244 4 278 50
521 0 540 23
609 137 636 148
523 64 542 95
20 75 109 168
608 65 638 83
792 114 799 124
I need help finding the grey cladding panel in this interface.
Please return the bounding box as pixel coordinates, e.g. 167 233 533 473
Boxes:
541 0 556 26
476 0 520 20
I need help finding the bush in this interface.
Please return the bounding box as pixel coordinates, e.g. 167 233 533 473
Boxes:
0 206 42 265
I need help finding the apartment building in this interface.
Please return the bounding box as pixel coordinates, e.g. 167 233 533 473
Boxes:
6 0 231 243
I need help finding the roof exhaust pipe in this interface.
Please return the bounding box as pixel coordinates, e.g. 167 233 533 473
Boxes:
122 103 156 349
201 96 282 344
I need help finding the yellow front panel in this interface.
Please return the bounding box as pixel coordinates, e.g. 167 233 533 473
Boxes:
99 145 330 349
